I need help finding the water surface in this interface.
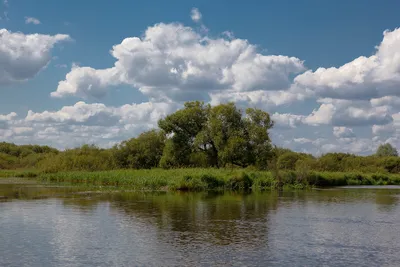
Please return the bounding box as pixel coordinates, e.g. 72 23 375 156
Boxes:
1 181 400 266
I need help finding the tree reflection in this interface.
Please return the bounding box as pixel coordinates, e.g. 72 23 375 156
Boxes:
108 191 279 247
375 190 399 212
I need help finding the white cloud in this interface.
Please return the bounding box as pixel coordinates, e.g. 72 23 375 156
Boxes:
304 99 393 126
304 103 335 126
294 138 312 144
371 96 400 111
333 127 355 138
51 23 305 101
294 28 400 100
271 113 305 128
26 101 120 126
0 29 70 86
51 64 120 98
25 16 41 25
0 112 16 129
190 8 202 23
17 101 180 148
210 90 307 111
0 112 16 121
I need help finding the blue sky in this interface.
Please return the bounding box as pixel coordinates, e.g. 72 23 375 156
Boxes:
0 0 399 154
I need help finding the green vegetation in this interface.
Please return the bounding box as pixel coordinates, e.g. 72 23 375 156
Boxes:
0 169 38 178
376 143 398 157
38 169 400 191
0 101 399 191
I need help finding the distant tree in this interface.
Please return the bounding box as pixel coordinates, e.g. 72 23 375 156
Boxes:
114 130 165 169
277 152 302 170
376 143 398 157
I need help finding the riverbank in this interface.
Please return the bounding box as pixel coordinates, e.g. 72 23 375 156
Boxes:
0 170 38 178
2 168 399 191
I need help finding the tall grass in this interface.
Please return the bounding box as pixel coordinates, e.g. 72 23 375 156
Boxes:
38 168 400 191
0 169 38 178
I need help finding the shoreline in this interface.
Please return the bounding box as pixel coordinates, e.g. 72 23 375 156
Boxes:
2 168 400 191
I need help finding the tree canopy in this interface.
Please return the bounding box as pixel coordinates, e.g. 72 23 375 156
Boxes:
158 101 274 169
376 143 398 157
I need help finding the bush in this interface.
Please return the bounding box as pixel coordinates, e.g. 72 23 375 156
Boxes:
226 173 253 190
277 152 302 170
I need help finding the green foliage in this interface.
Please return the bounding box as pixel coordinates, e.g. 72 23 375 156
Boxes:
0 142 58 170
376 143 398 157
113 130 165 169
159 102 274 169
0 169 38 178
38 145 115 173
159 101 209 167
380 157 400 173
0 153 19 169
295 159 312 183
37 168 400 191
277 152 311 170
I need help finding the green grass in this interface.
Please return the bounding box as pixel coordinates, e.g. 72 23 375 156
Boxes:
0 169 39 178
38 168 400 191
2 168 400 191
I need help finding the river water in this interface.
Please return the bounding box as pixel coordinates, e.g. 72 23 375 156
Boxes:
1 182 400 266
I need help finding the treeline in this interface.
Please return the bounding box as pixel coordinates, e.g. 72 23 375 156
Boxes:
274 148 399 174
0 142 58 169
0 101 399 174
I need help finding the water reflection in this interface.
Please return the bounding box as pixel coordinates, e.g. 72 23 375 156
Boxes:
106 192 278 247
2 183 400 266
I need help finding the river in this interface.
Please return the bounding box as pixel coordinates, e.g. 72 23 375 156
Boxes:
1 181 400 266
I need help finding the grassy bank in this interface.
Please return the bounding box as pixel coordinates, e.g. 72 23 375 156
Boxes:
0 169 39 178
36 168 400 191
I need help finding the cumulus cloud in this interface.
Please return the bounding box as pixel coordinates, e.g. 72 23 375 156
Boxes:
51 23 305 101
190 8 202 22
26 101 177 127
15 101 180 148
371 96 400 113
210 90 307 111
333 127 355 138
271 113 305 128
294 28 400 100
0 112 17 121
25 16 41 25
0 29 70 86
0 112 16 129
304 99 393 126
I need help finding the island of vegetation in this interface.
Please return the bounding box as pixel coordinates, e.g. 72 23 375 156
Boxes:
1 101 399 191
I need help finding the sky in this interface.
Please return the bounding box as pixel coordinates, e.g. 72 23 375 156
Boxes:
0 0 400 154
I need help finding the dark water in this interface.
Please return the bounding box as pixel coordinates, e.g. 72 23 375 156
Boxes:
1 182 400 266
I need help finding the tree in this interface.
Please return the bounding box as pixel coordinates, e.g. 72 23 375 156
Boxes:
204 103 245 167
277 152 302 170
159 102 274 169
376 143 398 157
158 101 209 167
244 108 274 169
114 130 165 169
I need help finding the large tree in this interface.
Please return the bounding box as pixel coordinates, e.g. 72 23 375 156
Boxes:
158 101 209 168
159 101 274 168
